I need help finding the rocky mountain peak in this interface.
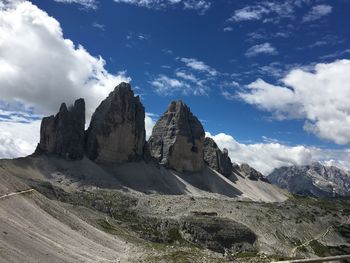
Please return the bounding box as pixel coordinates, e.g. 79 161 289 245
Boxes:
148 100 205 172
268 163 350 197
203 137 233 177
35 98 85 160
85 82 146 163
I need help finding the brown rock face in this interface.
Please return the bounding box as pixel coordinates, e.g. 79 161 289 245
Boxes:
148 101 205 172
85 82 146 163
35 98 85 160
203 137 233 177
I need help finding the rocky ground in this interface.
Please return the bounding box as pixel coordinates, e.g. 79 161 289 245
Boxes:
0 156 349 262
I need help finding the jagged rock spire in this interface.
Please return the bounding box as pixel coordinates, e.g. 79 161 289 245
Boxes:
35 98 85 160
85 82 146 163
148 100 205 172
203 137 233 177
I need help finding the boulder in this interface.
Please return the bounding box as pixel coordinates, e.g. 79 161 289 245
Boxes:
85 82 146 163
203 137 233 177
35 98 85 160
180 216 256 254
148 100 205 172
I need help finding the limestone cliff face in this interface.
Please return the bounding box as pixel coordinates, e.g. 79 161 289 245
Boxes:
148 101 205 172
35 98 85 160
85 82 146 163
203 137 233 177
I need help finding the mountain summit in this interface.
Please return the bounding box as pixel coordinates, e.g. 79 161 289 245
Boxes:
85 82 146 163
268 162 350 197
148 100 205 172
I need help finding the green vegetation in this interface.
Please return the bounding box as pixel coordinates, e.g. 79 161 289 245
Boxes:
234 251 258 258
309 240 330 257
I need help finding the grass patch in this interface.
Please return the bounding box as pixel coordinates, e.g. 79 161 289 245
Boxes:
234 251 258 258
309 240 330 257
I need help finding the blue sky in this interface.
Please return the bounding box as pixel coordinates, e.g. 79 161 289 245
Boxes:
1 0 350 173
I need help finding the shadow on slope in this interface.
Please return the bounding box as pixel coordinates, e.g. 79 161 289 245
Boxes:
0 156 287 201
172 167 243 198
0 155 122 190
102 162 244 198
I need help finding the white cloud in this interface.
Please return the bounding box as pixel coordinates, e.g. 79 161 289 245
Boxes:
145 113 156 140
245 42 277 57
206 132 350 175
180 57 217 76
238 59 350 144
320 49 350 60
0 120 40 159
150 57 216 96
183 0 211 14
230 5 268 22
151 74 194 96
150 73 208 96
113 0 211 14
303 4 332 22
0 1 129 118
92 22 105 31
175 71 199 82
53 0 98 9
238 79 301 119
228 1 308 23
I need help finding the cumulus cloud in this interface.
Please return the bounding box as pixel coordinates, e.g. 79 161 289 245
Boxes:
0 121 40 159
238 59 350 144
113 0 211 14
238 79 301 119
245 43 277 57
0 1 129 118
54 0 98 9
303 4 332 22
206 132 350 175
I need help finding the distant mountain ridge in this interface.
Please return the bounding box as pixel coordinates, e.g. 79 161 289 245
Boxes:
268 162 350 197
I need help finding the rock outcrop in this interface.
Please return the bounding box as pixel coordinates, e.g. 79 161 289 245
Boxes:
203 137 233 177
85 82 146 163
148 101 205 172
180 216 256 254
239 163 268 182
35 99 85 160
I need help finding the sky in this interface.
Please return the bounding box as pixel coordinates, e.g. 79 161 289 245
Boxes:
1 0 350 174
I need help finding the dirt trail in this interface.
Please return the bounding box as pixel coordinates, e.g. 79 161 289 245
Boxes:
290 225 334 257
0 189 34 200
291 216 350 257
